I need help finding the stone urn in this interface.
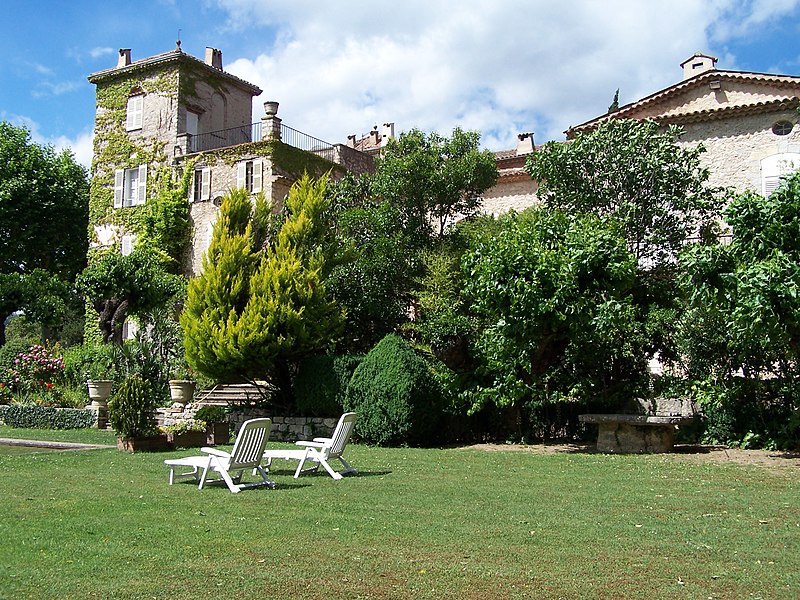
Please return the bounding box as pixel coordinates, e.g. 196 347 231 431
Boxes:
87 380 114 407
168 380 196 405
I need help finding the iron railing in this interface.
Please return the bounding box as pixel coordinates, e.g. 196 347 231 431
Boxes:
186 122 337 160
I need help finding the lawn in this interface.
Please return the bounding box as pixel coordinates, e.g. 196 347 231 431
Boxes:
0 427 797 599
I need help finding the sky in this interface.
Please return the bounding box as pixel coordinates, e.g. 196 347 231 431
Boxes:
2 0 800 169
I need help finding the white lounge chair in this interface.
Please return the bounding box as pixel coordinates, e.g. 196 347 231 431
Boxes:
263 412 358 480
164 418 275 493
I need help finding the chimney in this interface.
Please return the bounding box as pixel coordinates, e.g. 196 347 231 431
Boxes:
681 52 717 80
346 134 357 148
382 122 395 144
369 126 380 146
205 47 223 70
516 132 535 155
117 49 131 68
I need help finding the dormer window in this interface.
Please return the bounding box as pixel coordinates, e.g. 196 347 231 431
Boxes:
772 121 794 136
126 94 143 131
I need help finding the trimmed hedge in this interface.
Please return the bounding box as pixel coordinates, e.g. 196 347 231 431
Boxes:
294 354 363 417
0 404 96 429
344 334 443 446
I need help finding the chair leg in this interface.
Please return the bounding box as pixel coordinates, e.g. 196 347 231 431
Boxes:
319 458 343 480
293 448 314 478
218 467 242 494
338 456 357 476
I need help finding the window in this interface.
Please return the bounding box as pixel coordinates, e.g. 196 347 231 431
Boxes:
772 121 794 136
113 165 147 208
120 234 137 256
126 94 143 131
237 159 262 193
192 167 211 202
761 153 800 196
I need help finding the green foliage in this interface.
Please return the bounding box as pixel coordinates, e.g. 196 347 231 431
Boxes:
293 354 363 416
77 247 185 344
0 404 95 429
0 343 65 404
527 118 724 268
182 176 345 406
344 334 443 446
62 342 118 385
0 122 88 345
138 165 193 270
194 405 227 423
462 208 642 415
107 374 157 438
0 121 89 278
372 127 498 238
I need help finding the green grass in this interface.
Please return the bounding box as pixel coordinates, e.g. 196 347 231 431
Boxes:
0 433 797 599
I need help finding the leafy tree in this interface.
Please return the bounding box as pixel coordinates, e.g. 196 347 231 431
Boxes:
372 127 498 238
0 122 88 344
527 118 723 267
462 208 642 426
679 172 800 447
77 247 185 345
182 176 345 407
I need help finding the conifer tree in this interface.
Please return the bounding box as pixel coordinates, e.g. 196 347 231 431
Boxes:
181 176 344 406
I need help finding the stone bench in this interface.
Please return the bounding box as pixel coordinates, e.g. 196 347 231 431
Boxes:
579 397 699 453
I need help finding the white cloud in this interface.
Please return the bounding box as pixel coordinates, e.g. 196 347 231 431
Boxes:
89 47 115 60
218 0 730 149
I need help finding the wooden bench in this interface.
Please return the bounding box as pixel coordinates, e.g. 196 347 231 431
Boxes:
579 397 698 453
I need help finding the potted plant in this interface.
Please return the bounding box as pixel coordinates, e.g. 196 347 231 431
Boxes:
85 345 117 405
108 374 166 452
159 419 207 449
195 404 230 445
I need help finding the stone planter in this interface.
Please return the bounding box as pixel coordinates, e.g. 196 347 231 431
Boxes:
87 380 114 406
87 379 114 429
166 430 206 449
117 434 169 453
168 380 196 405
206 422 230 445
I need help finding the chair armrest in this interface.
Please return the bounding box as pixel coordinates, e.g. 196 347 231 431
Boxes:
295 440 326 449
201 447 230 458
312 437 332 443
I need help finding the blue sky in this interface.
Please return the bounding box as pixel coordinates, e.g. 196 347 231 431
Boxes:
2 0 800 168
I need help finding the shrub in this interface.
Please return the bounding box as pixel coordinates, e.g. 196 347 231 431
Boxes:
344 334 443 446
0 343 65 404
0 404 95 429
294 354 363 416
108 375 158 438
194 405 227 423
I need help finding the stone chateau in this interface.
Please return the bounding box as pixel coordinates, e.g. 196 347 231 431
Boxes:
88 46 800 276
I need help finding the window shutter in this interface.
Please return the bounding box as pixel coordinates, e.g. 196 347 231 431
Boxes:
114 169 124 208
137 164 147 205
121 234 136 256
252 160 262 193
237 162 246 189
201 168 211 200
126 95 143 131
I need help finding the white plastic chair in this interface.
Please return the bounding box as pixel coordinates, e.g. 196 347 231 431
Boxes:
263 412 358 480
165 418 275 493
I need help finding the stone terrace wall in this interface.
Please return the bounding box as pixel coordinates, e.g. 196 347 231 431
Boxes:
156 403 337 442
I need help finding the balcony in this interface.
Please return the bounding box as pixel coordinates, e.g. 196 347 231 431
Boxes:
186 122 336 159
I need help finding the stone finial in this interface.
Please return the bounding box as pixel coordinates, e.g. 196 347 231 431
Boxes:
117 49 131 68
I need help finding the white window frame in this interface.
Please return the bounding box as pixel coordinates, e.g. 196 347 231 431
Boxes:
113 164 148 208
237 159 262 193
192 167 211 202
126 94 143 131
761 153 800 197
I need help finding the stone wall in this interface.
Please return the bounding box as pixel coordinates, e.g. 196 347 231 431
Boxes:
156 403 338 442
